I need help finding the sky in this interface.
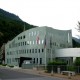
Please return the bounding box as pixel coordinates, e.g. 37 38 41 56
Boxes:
0 0 80 37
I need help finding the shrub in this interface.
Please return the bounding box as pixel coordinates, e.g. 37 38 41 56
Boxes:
47 60 67 73
74 58 80 66
67 66 75 71
9 65 14 68
2 64 7 66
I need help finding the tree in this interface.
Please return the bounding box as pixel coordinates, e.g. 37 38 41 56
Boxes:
76 21 80 37
74 57 80 66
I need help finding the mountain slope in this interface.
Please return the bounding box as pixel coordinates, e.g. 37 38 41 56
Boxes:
0 8 37 47
0 8 21 21
72 37 80 47
73 37 80 43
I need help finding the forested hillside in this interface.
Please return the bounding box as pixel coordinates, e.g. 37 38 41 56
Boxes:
0 9 37 47
72 38 80 48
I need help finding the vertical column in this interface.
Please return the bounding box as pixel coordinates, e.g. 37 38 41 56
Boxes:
68 33 70 43
73 57 76 63
51 49 52 61
45 48 47 69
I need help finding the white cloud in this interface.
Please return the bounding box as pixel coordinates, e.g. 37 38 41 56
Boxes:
0 0 80 37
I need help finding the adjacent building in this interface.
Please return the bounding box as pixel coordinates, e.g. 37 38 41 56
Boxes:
0 43 5 64
5 27 72 67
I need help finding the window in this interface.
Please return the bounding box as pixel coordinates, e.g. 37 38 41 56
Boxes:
30 49 31 53
37 58 38 63
21 42 22 46
39 40 40 44
27 49 28 53
23 42 24 45
21 36 22 39
34 31 36 35
19 43 20 46
42 49 44 52
30 41 31 45
23 50 24 53
29 33 30 37
39 49 40 53
47 49 49 53
25 41 26 45
27 41 29 45
25 49 26 53
18 37 19 40
33 41 34 44
35 49 37 53
42 40 44 44
33 58 35 63
32 49 34 53
40 58 42 64
36 40 37 44
32 32 33 36
23 35 25 39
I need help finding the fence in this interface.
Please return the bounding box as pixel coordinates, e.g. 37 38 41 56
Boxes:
21 64 80 74
46 65 80 74
32 65 80 74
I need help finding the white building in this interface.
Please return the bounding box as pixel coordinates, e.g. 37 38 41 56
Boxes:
5 27 72 67
54 48 80 65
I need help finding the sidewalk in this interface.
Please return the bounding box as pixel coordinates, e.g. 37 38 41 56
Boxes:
11 67 80 80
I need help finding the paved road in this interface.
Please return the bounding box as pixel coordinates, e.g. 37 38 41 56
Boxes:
0 67 67 80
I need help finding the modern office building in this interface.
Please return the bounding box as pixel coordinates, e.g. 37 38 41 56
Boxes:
5 27 72 67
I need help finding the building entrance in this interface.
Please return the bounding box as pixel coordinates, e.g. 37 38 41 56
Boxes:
19 57 32 67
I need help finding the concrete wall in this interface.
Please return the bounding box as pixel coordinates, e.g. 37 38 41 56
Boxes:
54 48 80 57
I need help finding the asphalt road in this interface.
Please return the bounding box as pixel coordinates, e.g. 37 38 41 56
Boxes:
0 67 67 80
